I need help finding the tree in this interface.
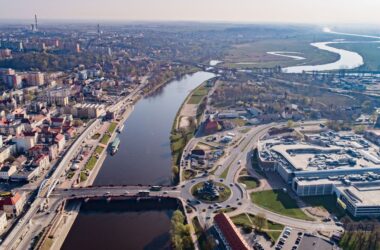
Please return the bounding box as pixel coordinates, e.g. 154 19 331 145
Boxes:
287 120 294 128
253 213 267 232
170 210 194 250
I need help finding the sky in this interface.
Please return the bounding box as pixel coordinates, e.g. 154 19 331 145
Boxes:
1 0 380 24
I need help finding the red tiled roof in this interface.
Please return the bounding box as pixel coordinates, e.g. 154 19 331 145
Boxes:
0 193 21 206
214 213 249 250
55 133 64 141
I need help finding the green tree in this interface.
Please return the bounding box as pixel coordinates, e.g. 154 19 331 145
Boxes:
253 213 267 232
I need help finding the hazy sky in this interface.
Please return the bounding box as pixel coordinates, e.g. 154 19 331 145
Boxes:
1 0 380 24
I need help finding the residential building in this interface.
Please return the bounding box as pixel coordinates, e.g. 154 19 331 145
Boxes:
213 213 249 250
0 144 16 164
12 131 38 153
0 192 26 217
0 211 7 234
26 72 44 86
0 165 17 180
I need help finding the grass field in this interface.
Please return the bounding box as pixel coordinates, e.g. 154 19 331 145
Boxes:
108 122 118 133
223 37 339 69
231 213 284 241
238 176 259 189
94 145 104 155
251 190 313 221
187 85 209 104
100 134 110 145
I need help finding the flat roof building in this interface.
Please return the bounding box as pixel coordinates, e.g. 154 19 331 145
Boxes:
258 129 380 218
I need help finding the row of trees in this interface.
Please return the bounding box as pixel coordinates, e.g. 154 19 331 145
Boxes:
340 229 380 250
171 210 194 250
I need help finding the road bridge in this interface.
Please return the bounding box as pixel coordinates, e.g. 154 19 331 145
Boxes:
50 185 181 201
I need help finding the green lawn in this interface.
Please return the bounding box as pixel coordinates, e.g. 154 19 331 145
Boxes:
183 169 197 180
231 213 284 242
108 122 118 133
231 213 252 227
84 155 98 171
251 190 314 221
238 176 259 189
94 145 104 155
80 171 87 182
220 166 230 179
187 85 209 104
302 195 346 218
100 134 110 145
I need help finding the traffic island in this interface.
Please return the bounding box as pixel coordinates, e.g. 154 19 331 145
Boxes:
191 180 231 203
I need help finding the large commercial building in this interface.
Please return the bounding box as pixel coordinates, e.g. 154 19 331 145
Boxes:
258 129 380 217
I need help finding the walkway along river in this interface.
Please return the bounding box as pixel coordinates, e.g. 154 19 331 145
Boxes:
62 72 215 249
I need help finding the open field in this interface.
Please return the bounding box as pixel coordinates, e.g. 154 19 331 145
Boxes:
223 38 339 68
251 190 313 221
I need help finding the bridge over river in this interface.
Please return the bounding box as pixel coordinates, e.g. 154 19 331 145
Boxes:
50 185 181 201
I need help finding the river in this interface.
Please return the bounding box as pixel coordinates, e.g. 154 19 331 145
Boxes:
62 72 215 249
283 28 380 73
283 41 364 73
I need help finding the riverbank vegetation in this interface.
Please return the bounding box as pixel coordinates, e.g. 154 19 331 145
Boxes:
170 80 212 184
170 210 194 250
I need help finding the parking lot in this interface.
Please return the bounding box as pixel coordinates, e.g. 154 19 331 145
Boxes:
275 227 304 250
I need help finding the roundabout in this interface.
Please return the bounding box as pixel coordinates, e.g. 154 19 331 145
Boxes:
191 180 232 203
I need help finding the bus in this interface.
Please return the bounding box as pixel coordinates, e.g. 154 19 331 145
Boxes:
150 186 162 191
138 190 150 196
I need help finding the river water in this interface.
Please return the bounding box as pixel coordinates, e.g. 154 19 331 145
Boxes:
94 71 215 186
63 72 215 249
283 41 364 73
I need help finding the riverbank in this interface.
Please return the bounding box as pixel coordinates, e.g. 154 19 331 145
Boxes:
170 77 216 183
